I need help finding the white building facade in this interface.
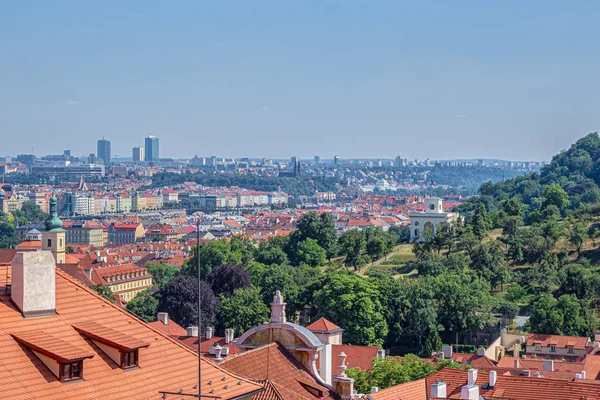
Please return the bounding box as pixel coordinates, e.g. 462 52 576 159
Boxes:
410 197 460 241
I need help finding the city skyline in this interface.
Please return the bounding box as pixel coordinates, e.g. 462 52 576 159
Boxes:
2 2 600 160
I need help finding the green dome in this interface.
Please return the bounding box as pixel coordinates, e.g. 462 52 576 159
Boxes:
45 195 64 231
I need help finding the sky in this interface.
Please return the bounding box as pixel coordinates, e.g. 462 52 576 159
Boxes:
1 1 600 161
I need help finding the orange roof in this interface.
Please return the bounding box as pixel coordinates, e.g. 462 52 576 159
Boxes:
11 331 95 363
306 317 342 333
15 241 41 248
222 342 337 400
367 378 426 400
424 367 600 399
0 268 263 399
148 319 188 337
332 344 379 371
73 321 150 352
527 333 589 350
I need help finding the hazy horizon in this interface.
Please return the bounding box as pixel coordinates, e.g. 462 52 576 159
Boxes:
2 1 599 161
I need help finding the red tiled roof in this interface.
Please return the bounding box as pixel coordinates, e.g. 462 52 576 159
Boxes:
527 333 589 350
73 321 150 351
0 249 18 265
0 268 264 399
11 331 95 363
306 317 342 333
366 378 426 400
148 319 188 337
332 344 379 371
221 342 337 400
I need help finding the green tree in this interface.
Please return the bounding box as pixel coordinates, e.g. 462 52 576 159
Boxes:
311 272 388 346
206 264 251 298
501 197 525 218
527 294 596 337
469 241 511 290
183 239 243 278
366 236 388 263
158 276 218 329
126 290 159 322
247 262 300 314
65 246 75 254
91 285 116 302
568 218 589 258
219 287 269 336
471 203 492 239
147 263 180 288
295 238 327 267
339 229 367 270
542 184 569 211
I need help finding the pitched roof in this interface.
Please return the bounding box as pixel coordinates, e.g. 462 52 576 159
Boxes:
0 268 263 399
306 317 342 333
332 344 379 371
73 321 150 351
365 378 426 400
424 367 600 399
527 333 589 350
221 342 338 400
11 331 95 363
148 319 188 337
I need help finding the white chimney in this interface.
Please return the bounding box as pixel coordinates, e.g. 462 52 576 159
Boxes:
442 345 453 359
11 251 56 317
224 328 234 344
370 387 378 393
522 370 531 377
214 343 223 362
489 370 497 387
377 349 385 359
467 368 477 385
186 326 199 337
206 326 214 340
477 347 485 357
319 343 333 385
157 312 169 325
460 384 479 400
431 379 447 398
438 352 445 360
542 359 554 372
575 373 582 379
270 290 286 323
581 371 587 379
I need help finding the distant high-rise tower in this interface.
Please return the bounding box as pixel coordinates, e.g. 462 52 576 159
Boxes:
333 155 340 166
314 156 320 164
133 147 144 162
145 136 159 161
395 156 402 167
97 138 111 164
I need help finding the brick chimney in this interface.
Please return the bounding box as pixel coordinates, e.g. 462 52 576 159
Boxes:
270 290 286 323
11 251 56 317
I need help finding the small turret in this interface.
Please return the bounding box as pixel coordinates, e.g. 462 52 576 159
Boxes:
44 196 63 231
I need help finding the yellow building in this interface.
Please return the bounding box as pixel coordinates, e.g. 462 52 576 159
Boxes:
92 264 153 302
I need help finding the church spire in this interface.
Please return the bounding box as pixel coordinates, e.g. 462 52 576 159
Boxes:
44 195 63 231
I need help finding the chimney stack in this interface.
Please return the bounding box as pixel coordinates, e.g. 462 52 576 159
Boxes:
513 359 519 368
224 328 234 344
442 345 453 359
214 343 223 362
477 347 485 357
370 387 378 393
157 312 169 325
489 370 497 387
575 373 582 379
186 326 199 337
431 379 447 398
542 359 554 372
460 384 479 400
377 349 385 359
11 251 56 317
581 371 587 379
467 369 477 385
270 290 286 323
206 326 214 340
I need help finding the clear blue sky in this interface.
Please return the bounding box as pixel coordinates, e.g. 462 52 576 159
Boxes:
1 1 600 161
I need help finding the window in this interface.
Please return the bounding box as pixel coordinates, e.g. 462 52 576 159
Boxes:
430 204 435 210
60 361 83 382
550 345 556 352
60 238 63 246
121 350 139 369
47 239 52 247
535 344 541 351
568 346 574 354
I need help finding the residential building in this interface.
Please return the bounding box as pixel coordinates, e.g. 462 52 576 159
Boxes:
526 333 590 361
91 263 153 302
64 221 105 247
145 135 159 161
145 224 185 242
108 223 145 244
116 193 132 213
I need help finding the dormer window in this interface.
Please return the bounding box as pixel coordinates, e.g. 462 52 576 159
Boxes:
568 346 574 353
121 350 138 369
61 360 83 382
550 345 556 352
535 344 541 351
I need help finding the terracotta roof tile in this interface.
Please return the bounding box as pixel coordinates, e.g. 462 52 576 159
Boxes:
332 344 379 371
73 321 150 352
306 317 342 333
11 331 95 363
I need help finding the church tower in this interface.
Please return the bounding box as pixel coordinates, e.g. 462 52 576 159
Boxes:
42 195 66 264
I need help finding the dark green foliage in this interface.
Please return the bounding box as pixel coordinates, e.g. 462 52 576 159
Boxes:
158 276 218 329
91 285 116 302
527 294 597 338
219 287 269 336
206 264 251 298
126 290 159 322
146 263 180 288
